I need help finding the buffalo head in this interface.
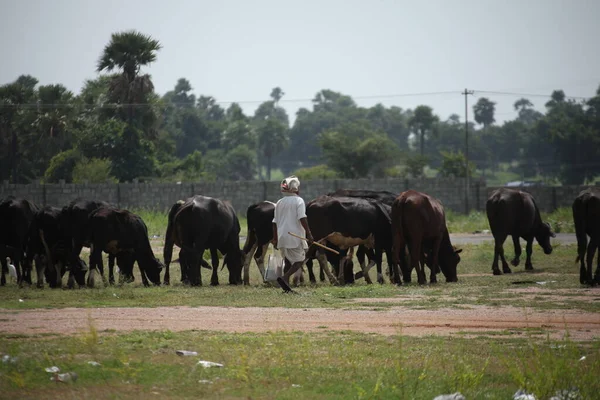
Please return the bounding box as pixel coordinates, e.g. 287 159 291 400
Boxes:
439 247 462 283
145 257 164 286
535 222 555 255
224 248 244 285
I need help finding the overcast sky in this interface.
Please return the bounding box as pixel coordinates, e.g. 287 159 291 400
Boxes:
1 0 599 124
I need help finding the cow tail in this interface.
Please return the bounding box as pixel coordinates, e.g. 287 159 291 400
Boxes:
242 206 257 255
390 201 404 265
573 196 587 264
164 200 184 267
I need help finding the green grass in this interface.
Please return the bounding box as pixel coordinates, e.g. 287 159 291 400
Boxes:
0 327 598 399
446 207 576 234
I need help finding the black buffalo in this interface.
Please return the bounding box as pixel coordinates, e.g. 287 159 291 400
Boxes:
242 201 276 285
326 189 399 283
24 206 74 288
306 195 394 285
486 188 555 275
0 196 39 286
573 187 600 285
61 198 114 286
87 207 163 287
164 196 244 286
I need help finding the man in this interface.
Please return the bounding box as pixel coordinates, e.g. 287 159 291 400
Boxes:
271 176 314 293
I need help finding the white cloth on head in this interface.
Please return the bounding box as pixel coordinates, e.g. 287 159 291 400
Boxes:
280 246 306 264
281 176 300 193
272 195 308 249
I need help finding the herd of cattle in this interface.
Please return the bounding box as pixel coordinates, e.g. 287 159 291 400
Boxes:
0 187 599 290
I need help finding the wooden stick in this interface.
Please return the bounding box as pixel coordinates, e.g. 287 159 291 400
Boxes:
288 232 340 255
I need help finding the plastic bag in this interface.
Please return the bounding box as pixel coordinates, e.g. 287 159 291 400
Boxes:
264 253 283 282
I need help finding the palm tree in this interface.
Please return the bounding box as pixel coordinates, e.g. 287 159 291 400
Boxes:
473 97 496 128
257 118 288 180
96 31 161 124
408 105 438 156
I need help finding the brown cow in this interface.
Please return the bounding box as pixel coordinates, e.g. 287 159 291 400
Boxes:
391 190 461 285
486 188 555 275
573 187 600 285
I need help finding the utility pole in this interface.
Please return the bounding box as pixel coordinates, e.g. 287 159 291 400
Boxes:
462 89 474 214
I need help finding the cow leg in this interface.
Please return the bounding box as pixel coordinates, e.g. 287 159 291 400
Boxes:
255 244 268 281
88 245 102 288
316 251 339 286
492 234 509 275
210 248 220 286
511 235 522 267
306 259 317 283
337 246 354 284
594 243 600 284
243 242 258 285
586 238 598 286
187 248 203 287
108 254 116 285
35 255 46 288
292 264 304 287
357 247 373 285
409 240 426 285
524 238 534 270
179 249 188 284
429 238 442 284
54 261 63 289
0 256 7 286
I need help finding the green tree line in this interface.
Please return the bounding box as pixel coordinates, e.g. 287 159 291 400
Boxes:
1 30 600 185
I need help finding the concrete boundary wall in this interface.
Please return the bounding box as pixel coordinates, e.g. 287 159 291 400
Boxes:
1 179 593 215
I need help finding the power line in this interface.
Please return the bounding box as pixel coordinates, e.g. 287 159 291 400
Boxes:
474 90 591 101
0 88 594 109
0 90 460 109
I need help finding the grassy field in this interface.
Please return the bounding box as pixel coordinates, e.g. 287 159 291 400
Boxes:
1 323 598 399
0 206 591 399
0 242 594 313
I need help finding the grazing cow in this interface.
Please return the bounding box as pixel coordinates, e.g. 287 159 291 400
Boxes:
327 189 400 283
87 207 163 287
163 200 213 285
61 198 114 286
306 195 394 285
164 196 244 286
486 188 555 275
0 196 39 286
242 201 275 285
391 190 461 285
24 206 73 288
573 188 600 285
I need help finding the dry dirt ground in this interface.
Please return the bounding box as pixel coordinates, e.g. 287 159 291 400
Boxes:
2 302 599 341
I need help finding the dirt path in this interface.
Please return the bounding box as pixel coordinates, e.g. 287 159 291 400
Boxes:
2 305 599 340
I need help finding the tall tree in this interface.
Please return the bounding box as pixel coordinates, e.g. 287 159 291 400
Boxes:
96 31 162 180
270 87 284 106
256 118 287 180
409 105 438 156
96 30 161 128
473 97 496 128
513 98 542 125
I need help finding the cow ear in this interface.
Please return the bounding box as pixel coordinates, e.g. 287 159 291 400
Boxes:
454 248 463 254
